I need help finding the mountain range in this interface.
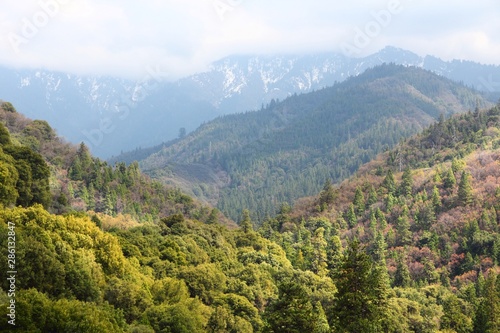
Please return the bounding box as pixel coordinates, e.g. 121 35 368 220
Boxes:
134 64 492 221
1 46 499 157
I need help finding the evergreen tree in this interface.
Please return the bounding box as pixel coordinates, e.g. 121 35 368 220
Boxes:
367 184 378 206
399 167 413 197
431 185 442 211
395 206 412 246
353 186 365 215
474 272 500 333
393 253 411 288
458 171 473 206
318 179 336 210
443 168 456 189
311 227 328 276
345 204 357 228
263 281 317 333
382 169 396 195
240 209 253 233
330 239 387 332
206 208 219 225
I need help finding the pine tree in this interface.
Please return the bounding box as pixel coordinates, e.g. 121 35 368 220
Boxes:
395 206 411 246
383 169 396 195
206 208 219 225
443 168 456 189
399 167 413 197
240 209 253 233
263 281 317 333
458 171 473 206
345 204 357 228
311 227 328 276
353 186 365 215
318 179 336 210
474 271 500 333
367 184 378 206
431 185 442 211
393 254 411 287
330 239 387 333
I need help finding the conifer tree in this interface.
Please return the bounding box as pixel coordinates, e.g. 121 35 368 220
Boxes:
431 185 442 211
353 186 365 215
311 227 328 276
318 179 336 209
458 171 473 206
330 239 387 333
399 167 413 197
383 169 396 195
393 254 411 288
395 206 411 246
345 204 357 228
443 168 456 189
240 209 253 233
367 184 378 206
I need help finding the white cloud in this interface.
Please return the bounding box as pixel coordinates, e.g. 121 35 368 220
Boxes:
0 0 498 79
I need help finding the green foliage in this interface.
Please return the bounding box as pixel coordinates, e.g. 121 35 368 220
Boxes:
331 239 388 332
138 65 486 221
1 101 16 113
263 281 317 333
458 171 473 205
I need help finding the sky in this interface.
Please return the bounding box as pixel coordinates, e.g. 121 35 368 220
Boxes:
0 0 499 80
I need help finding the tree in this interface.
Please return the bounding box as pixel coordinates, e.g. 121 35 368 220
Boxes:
395 206 411 246
399 167 413 197
345 203 357 228
240 209 253 233
263 280 317 333
382 169 396 194
458 171 473 205
474 272 500 333
206 208 219 225
318 179 336 210
353 186 365 215
443 168 456 189
431 185 442 211
393 253 411 288
178 127 187 139
1 101 16 113
330 239 387 332
311 227 328 276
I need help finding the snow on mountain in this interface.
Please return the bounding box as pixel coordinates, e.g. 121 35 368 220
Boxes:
0 46 499 158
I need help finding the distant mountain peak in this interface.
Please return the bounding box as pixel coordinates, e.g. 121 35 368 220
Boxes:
1 46 499 157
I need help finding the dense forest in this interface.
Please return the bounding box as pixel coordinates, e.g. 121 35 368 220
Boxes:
136 65 491 221
2 97 500 332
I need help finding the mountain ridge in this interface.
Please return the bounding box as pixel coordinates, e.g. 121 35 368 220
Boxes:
137 64 492 221
1 46 500 157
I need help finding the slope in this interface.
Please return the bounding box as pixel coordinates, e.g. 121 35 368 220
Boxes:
262 102 500 332
0 101 232 228
139 64 491 221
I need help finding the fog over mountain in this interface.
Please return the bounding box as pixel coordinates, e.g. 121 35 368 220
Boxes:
1 46 499 157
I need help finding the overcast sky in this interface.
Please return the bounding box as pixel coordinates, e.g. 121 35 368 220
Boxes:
0 0 499 80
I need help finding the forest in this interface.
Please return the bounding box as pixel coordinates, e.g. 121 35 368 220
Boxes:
2 98 500 332
136 64 490 222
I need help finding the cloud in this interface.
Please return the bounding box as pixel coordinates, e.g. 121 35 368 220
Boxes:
0 0 498 79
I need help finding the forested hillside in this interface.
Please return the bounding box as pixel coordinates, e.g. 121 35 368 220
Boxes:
0 102 228 228
2 102 500 331
138 64 491 221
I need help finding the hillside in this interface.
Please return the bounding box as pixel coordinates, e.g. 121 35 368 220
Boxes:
2 47 500 157
2 102 500 332
0 101 230 228
259 102 500 332
138 64 491 221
